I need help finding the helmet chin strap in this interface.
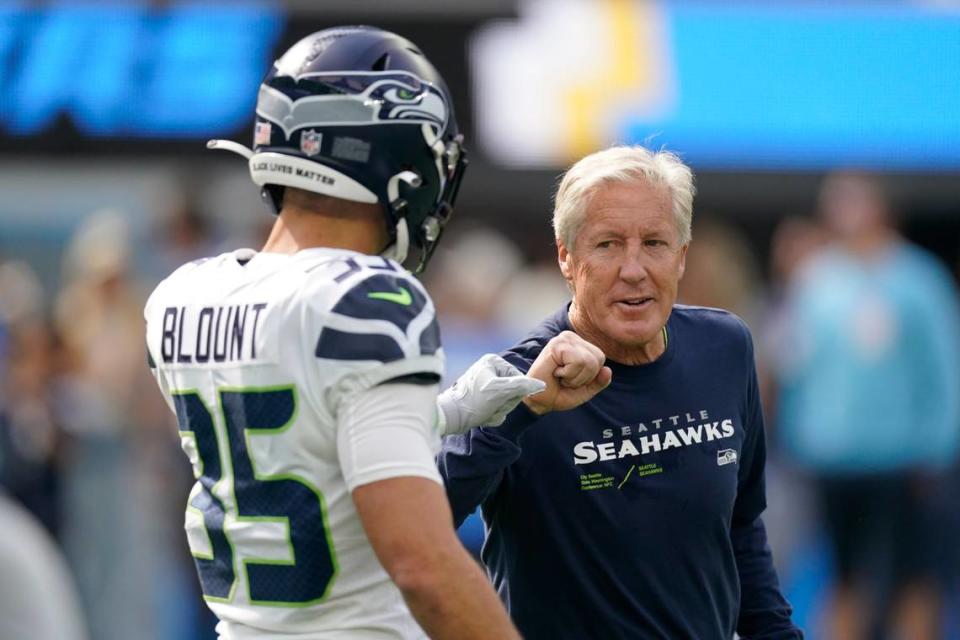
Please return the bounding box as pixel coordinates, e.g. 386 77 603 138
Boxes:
382 170 423 266
381 218 409 264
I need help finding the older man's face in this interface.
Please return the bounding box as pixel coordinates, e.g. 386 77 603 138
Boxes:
559 179 687 355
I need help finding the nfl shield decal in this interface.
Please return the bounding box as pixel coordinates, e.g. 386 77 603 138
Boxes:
300 129 322 157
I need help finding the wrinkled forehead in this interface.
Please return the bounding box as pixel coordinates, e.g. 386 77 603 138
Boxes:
580 179 676 233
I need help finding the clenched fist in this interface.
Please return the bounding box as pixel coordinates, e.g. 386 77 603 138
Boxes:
523 331 612 415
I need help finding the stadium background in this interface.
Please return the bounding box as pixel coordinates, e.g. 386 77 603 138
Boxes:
0 1 958 637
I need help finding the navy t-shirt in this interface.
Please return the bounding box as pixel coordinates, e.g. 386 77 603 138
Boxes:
438 305 801 639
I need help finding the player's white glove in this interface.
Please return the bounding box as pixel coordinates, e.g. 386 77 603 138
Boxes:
436 354 547 436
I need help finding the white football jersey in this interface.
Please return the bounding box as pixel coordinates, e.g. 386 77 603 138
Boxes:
144 248 445 639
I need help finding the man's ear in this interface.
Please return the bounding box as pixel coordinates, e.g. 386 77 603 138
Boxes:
558 240 572 281
677 243 689 280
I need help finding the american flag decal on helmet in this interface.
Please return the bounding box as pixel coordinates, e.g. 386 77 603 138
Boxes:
254 121 272 146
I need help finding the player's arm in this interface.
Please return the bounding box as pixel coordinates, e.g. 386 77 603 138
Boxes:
355 476 519 639
339 382 520 640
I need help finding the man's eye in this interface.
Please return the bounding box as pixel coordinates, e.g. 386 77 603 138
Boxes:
596 240 613 249
645 239 666 247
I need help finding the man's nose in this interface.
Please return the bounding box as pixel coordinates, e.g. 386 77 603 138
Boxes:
619 243 648 283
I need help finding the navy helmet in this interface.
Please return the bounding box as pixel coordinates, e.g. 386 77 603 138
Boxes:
209 26 467 272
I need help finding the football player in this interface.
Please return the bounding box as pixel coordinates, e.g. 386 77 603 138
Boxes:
145 26 608 639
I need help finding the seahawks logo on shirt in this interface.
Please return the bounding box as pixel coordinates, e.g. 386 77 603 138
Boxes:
717 449 738 466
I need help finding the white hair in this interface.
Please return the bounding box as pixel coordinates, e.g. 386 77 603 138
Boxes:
552 145 695 250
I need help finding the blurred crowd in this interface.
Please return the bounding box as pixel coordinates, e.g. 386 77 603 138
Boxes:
1 171 959 639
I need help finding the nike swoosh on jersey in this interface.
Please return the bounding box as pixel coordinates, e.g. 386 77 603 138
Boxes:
367 287 412 306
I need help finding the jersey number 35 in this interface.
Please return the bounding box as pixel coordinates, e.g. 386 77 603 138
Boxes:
172 386 336 606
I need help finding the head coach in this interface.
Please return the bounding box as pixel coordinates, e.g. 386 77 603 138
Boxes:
438 145 802 639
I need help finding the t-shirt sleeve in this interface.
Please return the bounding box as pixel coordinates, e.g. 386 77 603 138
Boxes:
337 382 443 491
436 346 541 527
733 319 768 526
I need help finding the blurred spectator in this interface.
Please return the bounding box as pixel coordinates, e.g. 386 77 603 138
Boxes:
495 255 571 339
776 172 960 639
428 227 523 325
146 201 219 281
426 224 569 344
0 318 63 533
53 210 187 640
754 216 827 626
678 218 763 328
0 260 62 532
760 216 827 428
0 260 90 638
0 259 45 328
425 226 526 380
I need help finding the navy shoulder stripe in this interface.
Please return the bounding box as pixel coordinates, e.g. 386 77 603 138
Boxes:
315 328 405 363
330 273 430 333
419 318 441 356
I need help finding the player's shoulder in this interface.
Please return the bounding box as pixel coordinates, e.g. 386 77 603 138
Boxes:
305 254 429 314
304 254 440 364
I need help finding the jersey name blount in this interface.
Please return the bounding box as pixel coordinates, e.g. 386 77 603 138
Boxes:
161 303 267 364
573 418 735 465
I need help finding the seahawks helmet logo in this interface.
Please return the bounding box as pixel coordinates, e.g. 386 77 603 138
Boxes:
256 71 449 141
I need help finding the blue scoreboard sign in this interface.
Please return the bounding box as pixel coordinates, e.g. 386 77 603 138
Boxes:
0 2 282 139
472 0 960 170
